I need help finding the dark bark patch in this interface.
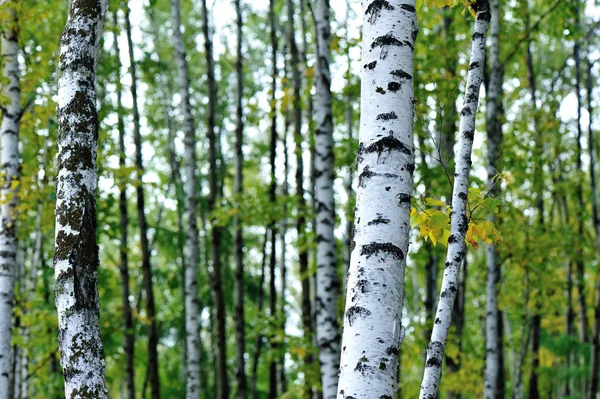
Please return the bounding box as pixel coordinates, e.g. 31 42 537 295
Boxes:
371 33 402 49
460 107 472 116
368 215 391 225
472 32 484 41
387 82 402 92
364 60 377 70
390 69 412 79
359 133 411 157
365 0 395 16
462 130 474 140
469 61 481 71
376 86 386 94
361 242 404 259
376 111 398 121
399 3 416 12
346 306 371 326
397 193 411 204
386 345 400 356
447 234 458 244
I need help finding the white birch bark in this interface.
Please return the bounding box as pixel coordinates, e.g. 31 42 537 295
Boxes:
484 0 502 397
170 0 202 397
313 1 340 398
0 1 20 397
419 2 490 398
54 0 108 398
336 1 417 397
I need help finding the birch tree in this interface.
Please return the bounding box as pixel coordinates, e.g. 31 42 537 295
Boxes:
313 0 340 397
419 1 490 397
0 1 20 397
53 0 108 397
336 0 417 397
170 0 202 397
484 0 504 396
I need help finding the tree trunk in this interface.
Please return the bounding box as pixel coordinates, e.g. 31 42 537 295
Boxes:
419 2 490 397
336 0 418 397
313 1 340 398
170 0 202 397
586 44 600 399
250 231 269 399
232 1 247 398
112 10 135 399
124 5 161 398
484 0 504 397
286 0 312 396
0 1 20 397
54 0 109 397
200 0 228 396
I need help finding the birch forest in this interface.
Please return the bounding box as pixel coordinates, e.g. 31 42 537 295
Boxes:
3 0 600 398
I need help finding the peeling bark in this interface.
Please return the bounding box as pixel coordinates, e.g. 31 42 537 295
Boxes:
337 1 417 397
54 0 109 397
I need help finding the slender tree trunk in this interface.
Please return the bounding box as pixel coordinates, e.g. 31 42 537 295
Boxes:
587 50 600 399
337 0 417 397
124 5 161 398
286 0 312 396
313 1 340 398
250 231 269 399
170 0 202 397
200 0 228 397
232 1 247 398
484 0 504 397
573 0 589 348
419 2 490 397
0 2 21 397
267 1 279 396
54 0 108 397
112 10 135 399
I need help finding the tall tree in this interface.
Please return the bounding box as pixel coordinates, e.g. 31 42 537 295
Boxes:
336 0 417 397
419 1 490 397
313 0 340 397
286 0 313 395
484 0 504 397
170 0 202 397
200 0 228 396
233 0 248 398
53 0 108 397
112 9 135 399
0 1 20 397
124 4 161 398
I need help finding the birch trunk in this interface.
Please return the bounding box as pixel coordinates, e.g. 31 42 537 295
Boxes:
112 10 135 399
54 0 108 397
124 5 161 398
313 1 340 398
233 1 248 398
0 1 20 396
170 0 202 397
336 1 417 397
484 0 504 397
200 0 228 396
419 2 490 397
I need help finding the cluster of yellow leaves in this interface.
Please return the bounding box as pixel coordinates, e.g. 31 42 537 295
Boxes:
410 187 503 248
424 0 459 8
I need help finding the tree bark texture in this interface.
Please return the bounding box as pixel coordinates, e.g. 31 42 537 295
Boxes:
0 1 20 397
419 2 490 397
336 1 418 397
313 1 341 398
54 0 109 397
